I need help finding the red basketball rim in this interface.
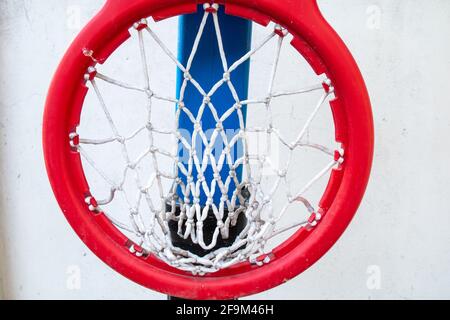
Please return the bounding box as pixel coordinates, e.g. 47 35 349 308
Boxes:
43 0 374 300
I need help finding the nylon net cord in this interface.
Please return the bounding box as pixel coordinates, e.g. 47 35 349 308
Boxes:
73 3 343 275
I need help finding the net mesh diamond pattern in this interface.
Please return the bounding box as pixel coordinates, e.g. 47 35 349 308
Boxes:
73 4 342 275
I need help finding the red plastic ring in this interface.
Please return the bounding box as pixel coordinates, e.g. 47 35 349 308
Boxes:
43 0 374 300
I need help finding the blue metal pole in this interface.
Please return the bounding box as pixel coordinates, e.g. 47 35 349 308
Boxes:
176 5 252 206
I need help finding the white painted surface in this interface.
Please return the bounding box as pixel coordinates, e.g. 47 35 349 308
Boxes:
0 0 449 299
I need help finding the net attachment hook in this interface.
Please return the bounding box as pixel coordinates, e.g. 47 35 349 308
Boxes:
204 3 219 14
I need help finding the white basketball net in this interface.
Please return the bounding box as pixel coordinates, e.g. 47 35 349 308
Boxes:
73 4 343 275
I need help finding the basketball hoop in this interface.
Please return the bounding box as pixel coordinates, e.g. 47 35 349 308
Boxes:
44 0 374 300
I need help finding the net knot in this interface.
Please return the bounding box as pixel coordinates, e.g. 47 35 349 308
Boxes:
194 122 202 132
223 72 231 82
183 72 192 81
149 146 158 153
278 169 287 178
203 96 211 104
216 121 224 131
